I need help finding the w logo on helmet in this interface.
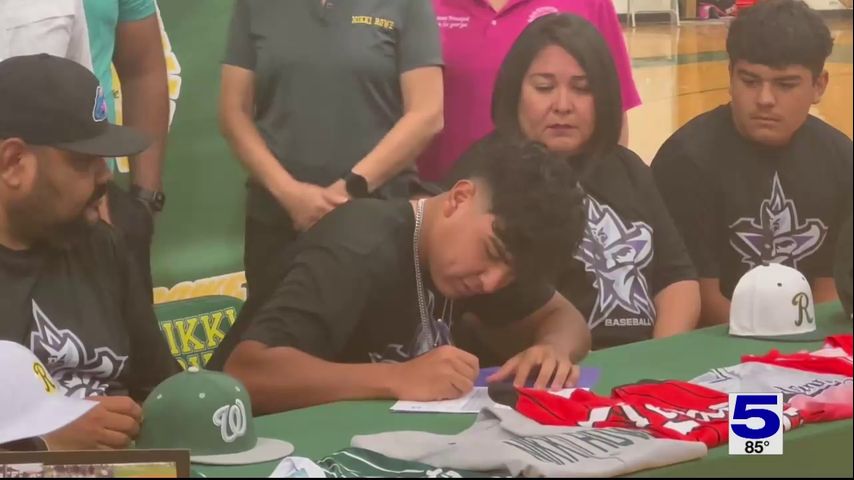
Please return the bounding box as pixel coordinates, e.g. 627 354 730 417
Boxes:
92 86 108 122
212 399 247 443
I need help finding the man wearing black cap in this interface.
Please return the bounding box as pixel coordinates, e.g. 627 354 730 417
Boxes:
0 54 178 450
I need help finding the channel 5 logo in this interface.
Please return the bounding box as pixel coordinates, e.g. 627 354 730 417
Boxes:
728 393 784 455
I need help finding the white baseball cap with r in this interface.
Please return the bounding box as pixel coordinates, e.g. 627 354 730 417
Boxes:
0 341 97 444
729 263 825 342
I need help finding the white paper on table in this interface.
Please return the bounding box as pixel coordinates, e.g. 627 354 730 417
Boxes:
390 387 585 414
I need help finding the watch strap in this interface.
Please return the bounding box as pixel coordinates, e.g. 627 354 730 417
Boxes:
130 185 166 212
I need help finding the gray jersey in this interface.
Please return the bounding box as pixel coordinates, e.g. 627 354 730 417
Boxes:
352 406 707 477
691 361 853 402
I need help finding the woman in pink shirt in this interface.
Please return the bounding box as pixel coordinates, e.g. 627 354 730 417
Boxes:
420 0 641 181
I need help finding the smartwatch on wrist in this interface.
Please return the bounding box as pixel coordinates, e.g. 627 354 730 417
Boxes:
343 171 370 199
130 185 166 213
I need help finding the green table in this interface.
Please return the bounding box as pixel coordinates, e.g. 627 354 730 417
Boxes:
195 303 853 477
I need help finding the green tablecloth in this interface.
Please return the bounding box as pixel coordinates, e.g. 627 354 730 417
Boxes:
194 302 853 477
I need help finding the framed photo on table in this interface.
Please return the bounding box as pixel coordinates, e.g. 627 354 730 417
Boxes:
0 449 190 478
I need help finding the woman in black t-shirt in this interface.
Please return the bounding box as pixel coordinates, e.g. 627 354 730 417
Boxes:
219 0 444 304
447 14 700 350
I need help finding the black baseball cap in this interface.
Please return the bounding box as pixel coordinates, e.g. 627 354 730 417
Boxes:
0 54 150 157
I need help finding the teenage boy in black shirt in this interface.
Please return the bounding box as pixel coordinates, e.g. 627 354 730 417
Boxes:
652 0 853 325
212 139 592 414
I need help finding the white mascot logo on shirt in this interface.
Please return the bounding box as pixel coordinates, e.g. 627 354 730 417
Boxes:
213 398 248 443
730 173 827 269
574 196 656 330
28 300 127 398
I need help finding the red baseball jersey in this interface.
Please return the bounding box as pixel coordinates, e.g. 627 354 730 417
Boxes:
825 334 853 356
508 380 808 448
741 347 853 377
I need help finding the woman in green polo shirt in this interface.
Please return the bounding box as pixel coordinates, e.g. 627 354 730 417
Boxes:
219 0 444 302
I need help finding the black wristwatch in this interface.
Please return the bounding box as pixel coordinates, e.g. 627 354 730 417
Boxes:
343 171 370 199
130 185 166 213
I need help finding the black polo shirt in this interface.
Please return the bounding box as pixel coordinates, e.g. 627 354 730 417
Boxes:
224 0 443 224
651 104 853 299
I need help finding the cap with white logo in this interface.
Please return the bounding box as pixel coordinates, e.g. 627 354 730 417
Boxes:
135 367 294 465
0 341 97 444
0 54 150 157
729 263 825 341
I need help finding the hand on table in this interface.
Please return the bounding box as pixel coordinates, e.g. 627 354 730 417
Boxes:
487 344 580 391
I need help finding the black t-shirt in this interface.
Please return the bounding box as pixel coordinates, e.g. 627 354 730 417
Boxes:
562 147 697 349
0 224 178 402
444 135 697 350
215 199 553 364
651 104 853 299
224 0 442 224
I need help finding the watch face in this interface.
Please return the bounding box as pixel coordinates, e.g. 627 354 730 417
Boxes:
346 174 368 198
153 192 166 211
132 186 166 211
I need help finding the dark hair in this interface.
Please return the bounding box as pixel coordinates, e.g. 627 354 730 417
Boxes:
462 135 586 282
727 0 833 78
491 14 623 158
